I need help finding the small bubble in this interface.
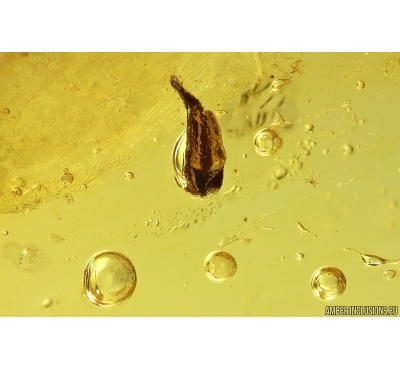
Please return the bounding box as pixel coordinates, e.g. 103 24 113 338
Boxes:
322 149 329 154
2 230 9 236
12 187 22 196
309 141 317 148
154 220 159 226
274 166 288 180
42 298 52 308
3 108 10 114
124 172 134 181
356 80 365 89
153 137 159 143
204 251 237 282
253 128 283 157
296 252 304 260
80 183 87 190
384 270 397 280
305 124 314 132
311 267 346 301
343 144 354 157
242 153 247 159
82 251 137 307
61 172 74 184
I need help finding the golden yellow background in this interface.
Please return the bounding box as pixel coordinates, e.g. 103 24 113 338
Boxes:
1 52 399 316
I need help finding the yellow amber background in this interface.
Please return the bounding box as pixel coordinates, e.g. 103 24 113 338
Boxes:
0 52 399 316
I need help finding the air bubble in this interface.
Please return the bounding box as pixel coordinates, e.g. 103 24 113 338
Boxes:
296 253 304 260
12 187 22 196
124 172 134 181
274 166 288 180
253 128 283 157
172 130 187 189
42 298 52 308
311 267 346 301
343 144 354 157
305 124 314 132
61 172 74 184
271 78 293 92
356 80 365 89
82 251 137 307
384 270 397 280
204 251 237 282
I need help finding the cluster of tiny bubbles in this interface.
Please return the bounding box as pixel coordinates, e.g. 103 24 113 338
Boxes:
356 80 365 89
311 267 346 301
295 253 304 260
82 251 137 307
253 128 283 157
124 172 134 181
384 270 397 280
342 144 354 157
204 251 237 282
61 168 74 185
